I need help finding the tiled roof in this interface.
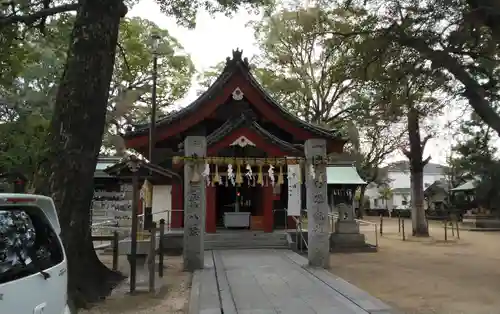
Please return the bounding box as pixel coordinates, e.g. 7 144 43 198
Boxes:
124 49 343 140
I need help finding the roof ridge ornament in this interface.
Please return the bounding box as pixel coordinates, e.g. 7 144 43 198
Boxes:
225 48 250 67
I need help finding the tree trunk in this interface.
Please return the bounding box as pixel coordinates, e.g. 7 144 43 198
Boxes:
34 0 127 309
410 171 428 236
357 184 367 219
405 107 430 237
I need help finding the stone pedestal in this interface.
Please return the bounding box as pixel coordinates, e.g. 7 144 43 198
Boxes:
183 136 206 271
331 217 369 250
335 220 359 234
305 139 329 268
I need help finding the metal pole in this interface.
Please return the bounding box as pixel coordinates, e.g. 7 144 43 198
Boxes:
112 231 119 271
130 171 139 294
149 52 158 164
402 219 406 241
149 224 157 293
159 219 165 278
444 220 448 241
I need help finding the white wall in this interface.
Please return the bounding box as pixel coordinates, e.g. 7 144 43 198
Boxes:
152 185 172 224
365 171 446 209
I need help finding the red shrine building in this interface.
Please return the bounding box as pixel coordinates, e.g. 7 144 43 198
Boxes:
123 49 347 233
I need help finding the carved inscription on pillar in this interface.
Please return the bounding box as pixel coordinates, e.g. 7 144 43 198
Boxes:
305 139 329 268
183 136 206 271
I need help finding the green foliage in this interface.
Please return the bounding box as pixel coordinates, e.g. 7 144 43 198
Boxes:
449 112 500 212
107 16 195 126
334 0 500 135
253 6 373 124
378 186 393 201
0 113 50 186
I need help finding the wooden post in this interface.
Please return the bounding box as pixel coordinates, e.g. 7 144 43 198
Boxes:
159 219 165 278
379 214 383 236
451 220 455 236
456 219 460 239
112 231 119 271
149 224 157 293
402 219 406 241
444 220 448 241
398 214 401 233
130 169 140 294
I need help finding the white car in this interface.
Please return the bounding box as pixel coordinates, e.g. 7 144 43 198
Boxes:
0 194 71 314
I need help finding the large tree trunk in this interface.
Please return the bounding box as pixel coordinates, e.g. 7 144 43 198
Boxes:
405 107 430 237
410 171 428 235
35 0 127 309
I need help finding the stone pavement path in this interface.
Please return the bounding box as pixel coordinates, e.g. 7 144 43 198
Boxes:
188 249 394 314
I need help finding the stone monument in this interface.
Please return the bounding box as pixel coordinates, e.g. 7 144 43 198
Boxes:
330 203 369 250
305 139 329 268
183 136 206 271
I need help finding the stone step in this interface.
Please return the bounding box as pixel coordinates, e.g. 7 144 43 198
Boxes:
205 245 289 250
204 240 288 246
204 234 287 241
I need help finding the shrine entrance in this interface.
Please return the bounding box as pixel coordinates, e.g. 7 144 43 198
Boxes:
216 184 261 229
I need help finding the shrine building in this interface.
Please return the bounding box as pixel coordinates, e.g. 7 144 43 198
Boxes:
123 49 355 233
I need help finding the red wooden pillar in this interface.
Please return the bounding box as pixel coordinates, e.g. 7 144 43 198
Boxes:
206 186 216 233
262 185 274 232
171 182 183 228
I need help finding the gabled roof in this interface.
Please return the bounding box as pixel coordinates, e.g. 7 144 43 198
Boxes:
124 49 344 142
104 156 177 179
451 179 477 192
326 164 366 185
178 113 302 155
383 161 449 174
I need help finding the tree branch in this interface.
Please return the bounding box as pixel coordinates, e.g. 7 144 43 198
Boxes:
423 155 431 166
395 32 500 136
421 134 432 150
0 3 79 28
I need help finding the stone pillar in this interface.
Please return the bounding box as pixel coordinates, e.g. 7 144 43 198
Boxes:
305 139 329 268
183 136 206 271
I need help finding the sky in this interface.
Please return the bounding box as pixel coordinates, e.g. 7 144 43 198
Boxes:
129 0 459 166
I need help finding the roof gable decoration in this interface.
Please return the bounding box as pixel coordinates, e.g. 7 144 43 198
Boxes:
230 136 256 147
232 87 244 100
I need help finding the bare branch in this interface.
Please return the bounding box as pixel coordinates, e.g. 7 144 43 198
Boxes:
421 134 432 150
423 155 431 166
0 3 79 28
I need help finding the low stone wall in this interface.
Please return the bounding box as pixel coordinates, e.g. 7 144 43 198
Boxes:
462 215 500 229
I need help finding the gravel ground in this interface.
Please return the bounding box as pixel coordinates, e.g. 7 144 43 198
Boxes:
330 217 500 314
81 254 190 314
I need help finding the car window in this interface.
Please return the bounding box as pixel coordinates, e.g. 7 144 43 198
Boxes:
0 206 64 284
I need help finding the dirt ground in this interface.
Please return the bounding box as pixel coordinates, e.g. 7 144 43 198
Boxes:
80 253 191 314
330 217 500 314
